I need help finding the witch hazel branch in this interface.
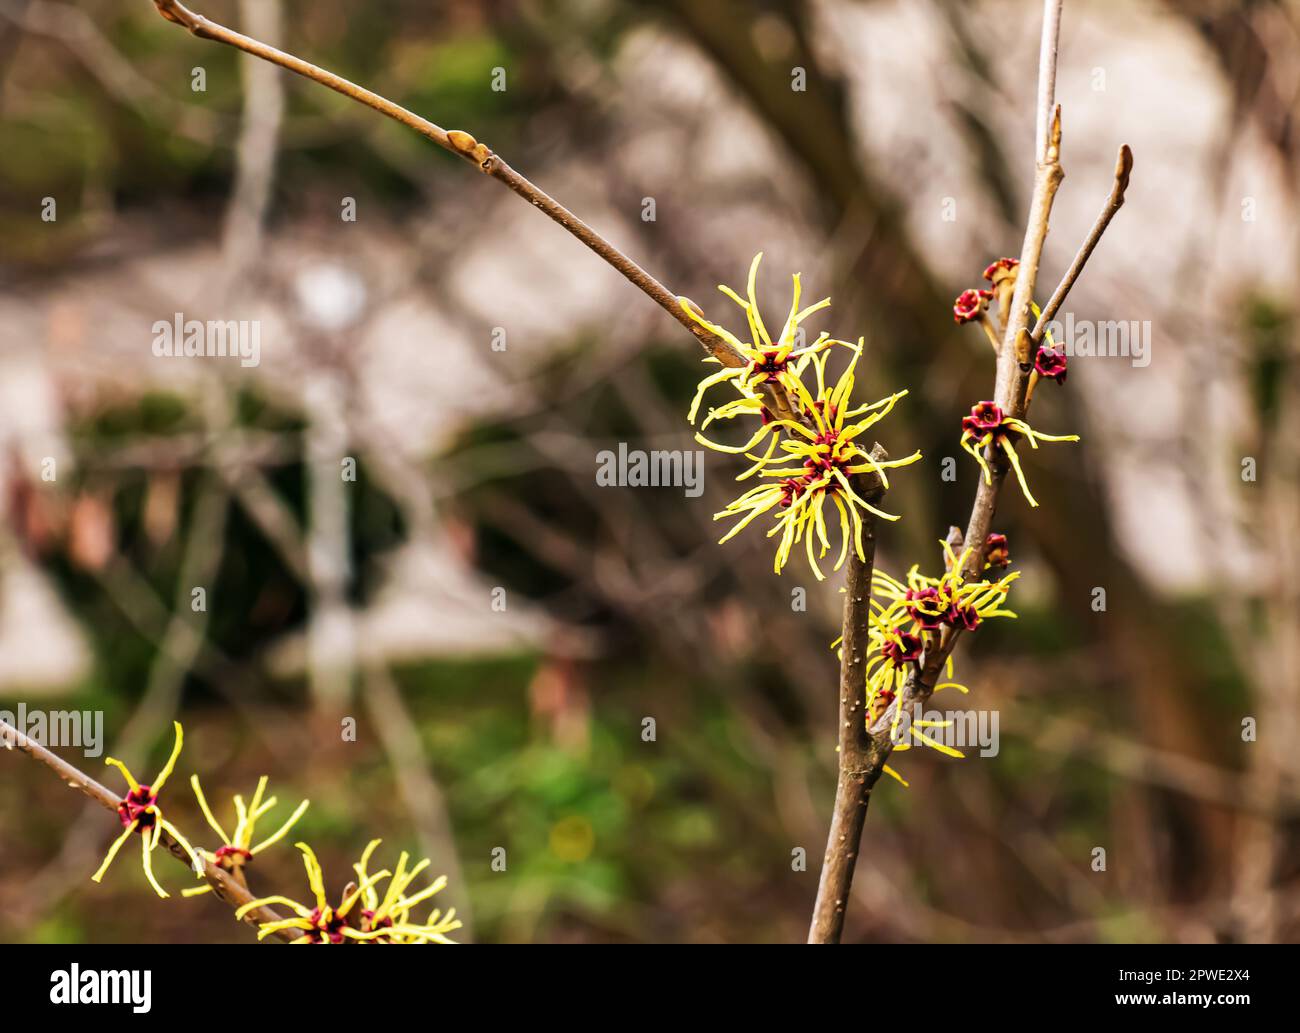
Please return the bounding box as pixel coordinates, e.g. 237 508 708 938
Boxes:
4 718 460 943
799 0 1132 943
4 0 1130 945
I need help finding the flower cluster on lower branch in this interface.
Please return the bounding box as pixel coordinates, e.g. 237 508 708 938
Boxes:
236 841 461 944
89 721 458 943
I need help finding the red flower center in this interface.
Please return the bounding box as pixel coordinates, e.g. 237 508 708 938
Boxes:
904 587 946 630
117 785 158 831
361 909 396 942
962 401 1005 437
1034 345 1068 380
882 631 924 666
953 289 992 323
947 602 982 631
305 907 352 944
751 350 787 379
214 845 253 870
780 477 808 507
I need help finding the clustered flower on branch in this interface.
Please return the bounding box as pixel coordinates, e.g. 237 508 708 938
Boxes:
183 773 310 896
681 253 922 580
92 722 200 898
959 400 1079 508
87 722 459 944
235 840 461 944
686 256 1088 787
852 541 1020 784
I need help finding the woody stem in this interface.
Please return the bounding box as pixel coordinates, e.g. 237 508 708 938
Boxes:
808 449 888 943
144 1 810 421
808 1 1070 941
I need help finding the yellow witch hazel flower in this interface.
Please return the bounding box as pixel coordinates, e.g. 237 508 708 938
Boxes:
856 541 1020 786
871 542 1020 635
235 840 460 944
92 721 200 898
182 774 309 897
710 339 922 579
860 614 967 787
959 401 1079 507
351 839 462 944
679 251 836 424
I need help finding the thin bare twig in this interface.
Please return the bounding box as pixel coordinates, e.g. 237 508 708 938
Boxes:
1031 144 1134 342
1033 0 1063 165
144 1 801 398
995 113 1064 419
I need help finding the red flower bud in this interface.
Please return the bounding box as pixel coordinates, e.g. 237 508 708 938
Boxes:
953 288 992 324
984 532 1010 569
982 257 1020 283
1034 345 1068 382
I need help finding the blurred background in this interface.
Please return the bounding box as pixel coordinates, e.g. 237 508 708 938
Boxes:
0 0 1297 944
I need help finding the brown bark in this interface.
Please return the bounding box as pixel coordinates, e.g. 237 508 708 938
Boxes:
808 542 888 943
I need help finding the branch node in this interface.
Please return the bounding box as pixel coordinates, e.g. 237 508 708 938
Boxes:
1114 144 1133 200
447 129 493 171
153 0 197 31
1046 103 1062 164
